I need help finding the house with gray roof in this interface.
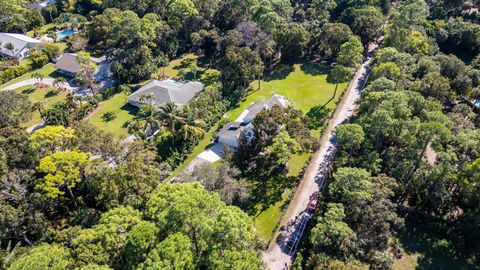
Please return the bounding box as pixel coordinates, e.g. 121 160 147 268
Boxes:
55 53 107 77
0 33 40 60
127 79 205 108
217 94 288 148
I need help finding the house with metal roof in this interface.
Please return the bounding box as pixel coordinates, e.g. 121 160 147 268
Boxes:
0 33 40 60
217 94 288 148
126 79 205 108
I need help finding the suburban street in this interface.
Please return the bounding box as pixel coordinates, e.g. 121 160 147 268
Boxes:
262 40 380 270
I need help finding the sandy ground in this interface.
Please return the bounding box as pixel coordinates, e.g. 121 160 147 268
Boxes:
262 41 380 270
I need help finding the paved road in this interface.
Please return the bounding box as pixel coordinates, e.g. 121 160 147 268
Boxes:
0 78 76 92
262 41 380 270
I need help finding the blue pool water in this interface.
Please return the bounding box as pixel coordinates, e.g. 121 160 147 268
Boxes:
476 99 480 107
162 79 183 88
56 29 74 40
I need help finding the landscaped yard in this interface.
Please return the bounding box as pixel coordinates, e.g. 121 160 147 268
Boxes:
13 85 68 127
85 54 218 138
171 62 346 241
86 92 137 138
0 63 59 89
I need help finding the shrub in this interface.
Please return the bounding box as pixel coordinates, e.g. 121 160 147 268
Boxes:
31 51 49 68
0 62 32 84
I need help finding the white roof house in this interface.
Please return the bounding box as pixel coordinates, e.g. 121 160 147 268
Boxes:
0 33 40 59
217 94 289 148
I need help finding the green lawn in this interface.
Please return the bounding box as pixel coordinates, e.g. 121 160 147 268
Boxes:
170 62 344 240
86 92 138 138
14 85 67 127
254 189 292 242
0 63 60 89
393 216 477 270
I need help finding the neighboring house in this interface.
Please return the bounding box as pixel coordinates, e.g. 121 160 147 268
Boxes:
25 0 56 9
127 79 205 108
0 33 40 60
217 94 289 148
55 53 108 78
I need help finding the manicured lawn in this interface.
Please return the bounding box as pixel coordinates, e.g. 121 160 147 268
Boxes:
393 217 477 270
254 189 291 242
86 92 138 138
162 53 218 82
14 85 67 127
0 63 60 89
227 62 347 123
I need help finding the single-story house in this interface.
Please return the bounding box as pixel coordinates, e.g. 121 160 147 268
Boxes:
55 53 107 77
25 0 56 9
217 94 288 148
0 33 40 60
127 79 205 108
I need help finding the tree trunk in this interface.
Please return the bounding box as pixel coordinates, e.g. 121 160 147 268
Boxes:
67 186 78 209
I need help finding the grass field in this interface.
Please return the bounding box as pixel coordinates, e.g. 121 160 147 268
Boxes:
13 85 68 127
86 92 137 138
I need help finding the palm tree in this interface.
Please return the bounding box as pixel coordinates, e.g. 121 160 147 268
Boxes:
32 101 46 121
4 42 16 62
139 93 161 138
31 72 43 85
53 77 68 91
156 102 185 145
177 123 205 141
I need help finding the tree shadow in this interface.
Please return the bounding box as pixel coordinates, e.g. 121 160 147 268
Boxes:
396 215 476 270
300 62 330 76
45 90 59 98
21 87 36 94
264 65 295 82
244 172 297 216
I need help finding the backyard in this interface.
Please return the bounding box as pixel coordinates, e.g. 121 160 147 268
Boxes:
86 92 137 138
172 61 347 241
85 54 218 138
14 85 68 127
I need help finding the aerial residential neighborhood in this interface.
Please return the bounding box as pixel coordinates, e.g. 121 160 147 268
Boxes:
0 0 479 270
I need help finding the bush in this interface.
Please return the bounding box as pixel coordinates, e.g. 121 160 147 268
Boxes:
0 62 32 84
31 51 49 68
41 42 61 61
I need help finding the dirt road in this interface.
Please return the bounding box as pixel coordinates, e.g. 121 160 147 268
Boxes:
262 41 380 270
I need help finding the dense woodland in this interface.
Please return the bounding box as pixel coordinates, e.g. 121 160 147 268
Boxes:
0 0 479 269
295 0 480 269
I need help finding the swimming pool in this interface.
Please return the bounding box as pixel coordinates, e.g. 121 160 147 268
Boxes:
475 99 480 107
56 29 74 40
162 79 183 88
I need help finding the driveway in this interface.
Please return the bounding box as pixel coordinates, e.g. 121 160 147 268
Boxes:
262 40 380 269
184 143 226 172
0 78 77 92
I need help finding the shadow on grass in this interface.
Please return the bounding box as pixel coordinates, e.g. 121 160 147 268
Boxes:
244 172 297 217
22 87 36 94
300 62 330 76
264 65 295 82
396 215 477 270
45 90 59 98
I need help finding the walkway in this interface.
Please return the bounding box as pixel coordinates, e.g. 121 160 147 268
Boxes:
0 78 77 92
262 40 380 269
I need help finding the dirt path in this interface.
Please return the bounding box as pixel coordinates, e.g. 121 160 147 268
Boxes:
262 41 380 270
